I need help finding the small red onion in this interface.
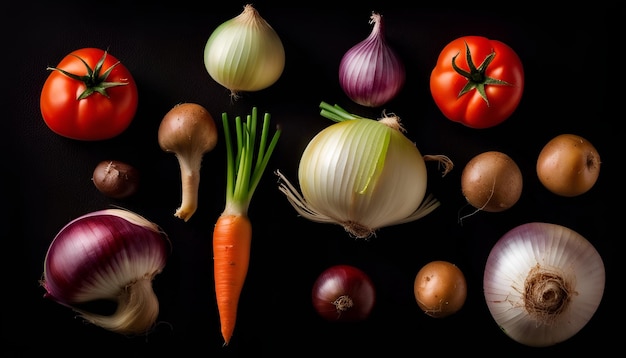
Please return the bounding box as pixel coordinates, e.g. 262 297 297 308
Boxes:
311 264 376 322
41 208 170 335
339 12 406 107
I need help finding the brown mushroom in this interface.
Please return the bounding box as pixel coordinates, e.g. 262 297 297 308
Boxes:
158 102 218 221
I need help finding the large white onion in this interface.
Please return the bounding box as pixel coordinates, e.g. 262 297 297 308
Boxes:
277 102 451 239
483 222 605 347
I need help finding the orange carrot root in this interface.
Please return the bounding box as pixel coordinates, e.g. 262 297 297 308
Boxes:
212 213 252 345
213 108 281 346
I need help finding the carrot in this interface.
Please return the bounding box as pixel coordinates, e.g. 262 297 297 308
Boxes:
213 107 281 346
213 213 251 345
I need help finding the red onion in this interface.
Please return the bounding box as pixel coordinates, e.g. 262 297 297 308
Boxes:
41 208 171 335
311 264 376 322
339 12 406 107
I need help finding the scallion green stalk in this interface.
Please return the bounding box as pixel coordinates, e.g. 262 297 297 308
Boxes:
319 101 368 122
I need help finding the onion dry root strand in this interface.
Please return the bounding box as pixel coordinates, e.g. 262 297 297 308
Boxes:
523 264 571 324
276 102 453 239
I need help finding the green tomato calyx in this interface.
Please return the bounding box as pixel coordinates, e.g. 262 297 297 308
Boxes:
47 50 129 100
451 41 511 106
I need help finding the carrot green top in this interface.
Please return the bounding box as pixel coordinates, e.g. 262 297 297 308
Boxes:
221 107 281 215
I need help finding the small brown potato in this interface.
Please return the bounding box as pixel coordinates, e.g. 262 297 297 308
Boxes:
92 160 140 199
536 134 601 197
414 261 467 318
461 151 523 212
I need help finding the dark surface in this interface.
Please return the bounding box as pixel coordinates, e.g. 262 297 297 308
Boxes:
4 3 617 356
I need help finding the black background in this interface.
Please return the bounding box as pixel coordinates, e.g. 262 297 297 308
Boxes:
4 2 617 356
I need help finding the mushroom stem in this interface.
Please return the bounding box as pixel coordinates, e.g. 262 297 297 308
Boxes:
158 102 218 222
175 159 201 221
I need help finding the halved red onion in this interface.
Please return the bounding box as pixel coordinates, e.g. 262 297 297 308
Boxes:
41 208 170 335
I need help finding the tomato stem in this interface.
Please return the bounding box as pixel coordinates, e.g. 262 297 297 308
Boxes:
451 41 512 106
47 50 129 100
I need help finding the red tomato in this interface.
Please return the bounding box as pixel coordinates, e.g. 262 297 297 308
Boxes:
430 36 524 129
40 48 139 141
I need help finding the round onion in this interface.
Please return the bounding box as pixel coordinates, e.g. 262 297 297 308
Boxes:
311 264 376 322
277 102 451 239
339 12 405 107
203 4 285 97
483 222 605 347
41 208 171 335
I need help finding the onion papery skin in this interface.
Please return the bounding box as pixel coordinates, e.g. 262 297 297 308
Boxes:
203 4 285 96
285 117 429 239
483 222 605 347
41 208 170 335
339 12 406 108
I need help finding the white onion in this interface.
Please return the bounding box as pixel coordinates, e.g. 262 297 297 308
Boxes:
339 12 406 107
203 4 285 97
483 222 605 347
277 102 452 239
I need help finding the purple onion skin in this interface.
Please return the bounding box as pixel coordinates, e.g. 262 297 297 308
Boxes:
312 264 376 322
339 13 406 108
42 210 170 306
